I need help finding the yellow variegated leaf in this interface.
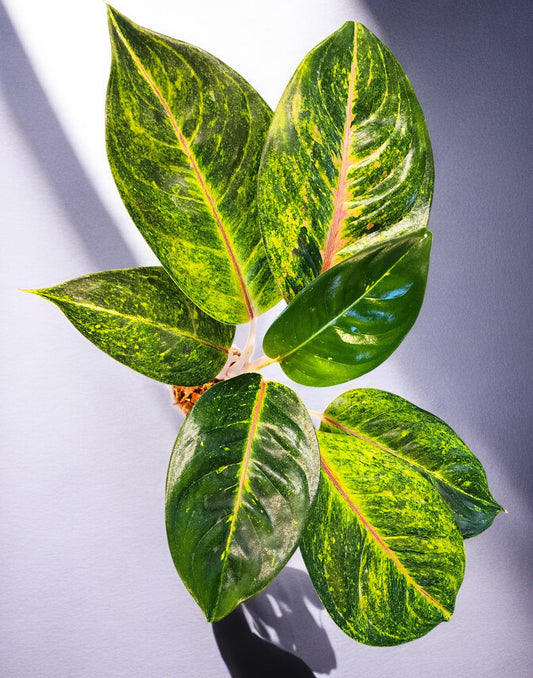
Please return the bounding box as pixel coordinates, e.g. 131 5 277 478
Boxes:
259 22 433 300
106 7 281 323
166 373 320 621
301 431 465 646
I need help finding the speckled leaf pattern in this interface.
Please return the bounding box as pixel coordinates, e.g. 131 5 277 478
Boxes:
26 268 234 385
258 21 433 301
165 373 320 621
320 389 503 537
263 232 431 386
106 7 280 324
301 431 465 646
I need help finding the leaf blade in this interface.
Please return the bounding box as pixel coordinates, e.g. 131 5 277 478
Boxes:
320 388 503 537
263 231 431 386
165 373 320 621
27 267 234 385
258 22 433 300
106 7 280 323
301 431 465 646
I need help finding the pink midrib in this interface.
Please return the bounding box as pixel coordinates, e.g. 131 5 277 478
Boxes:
320 30 358 273
112 19 254 320
320 455 451 619
321 413 493 509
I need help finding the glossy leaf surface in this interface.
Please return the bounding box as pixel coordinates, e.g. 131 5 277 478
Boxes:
165 373 320 621
258 21 433 300
27 267 234 385
320 389 503 537
106 7 280 323
263 232 431 386
301 431 465 646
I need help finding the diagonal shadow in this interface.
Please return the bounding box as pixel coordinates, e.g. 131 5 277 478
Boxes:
1 9 330 676
0 0 135 271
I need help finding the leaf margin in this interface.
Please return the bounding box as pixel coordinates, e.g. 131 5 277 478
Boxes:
23 266 235 386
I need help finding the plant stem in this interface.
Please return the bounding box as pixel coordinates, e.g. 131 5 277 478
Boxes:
242 315 257 365
216 346 241 380
244 354 277 372
227 316 256 378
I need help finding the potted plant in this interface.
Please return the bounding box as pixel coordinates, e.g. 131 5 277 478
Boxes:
26 6 502 670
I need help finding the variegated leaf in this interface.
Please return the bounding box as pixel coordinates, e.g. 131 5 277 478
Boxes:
165 373 320 621
106 7 281 324
258 21 433 300
320 388 503 538
301 431 465 646
25 267 234 385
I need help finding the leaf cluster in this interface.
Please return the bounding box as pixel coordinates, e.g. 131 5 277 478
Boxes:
28 8 502 647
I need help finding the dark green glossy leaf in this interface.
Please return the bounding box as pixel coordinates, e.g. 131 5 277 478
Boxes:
320 389 503 538
258 22 433 301
106 7 280 324
301 431 465 646
165 372 320 621
263 232 431 387
25 267 234 385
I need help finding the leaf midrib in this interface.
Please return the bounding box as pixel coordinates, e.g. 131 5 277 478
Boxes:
109 13 254 320
320 414 499 509
39 292 229 354
213 378 267 616
277 240 416 362
320 456 451 619
320 24 358 273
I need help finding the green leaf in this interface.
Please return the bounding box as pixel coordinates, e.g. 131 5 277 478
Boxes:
263 232 431 387
25 267 234 385
301 431 465 646
258 21 433 301
319 388 503 538
106 7 281 324
165 373 320 621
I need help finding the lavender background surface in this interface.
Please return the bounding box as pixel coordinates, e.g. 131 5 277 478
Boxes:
2 1 531 676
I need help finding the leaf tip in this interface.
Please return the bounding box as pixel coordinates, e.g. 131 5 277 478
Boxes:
205 609 218 624
106 4 141 34
105 4 118 20
106 4 130 41
487 494 506 515
203 596 232 624
20 287 55 302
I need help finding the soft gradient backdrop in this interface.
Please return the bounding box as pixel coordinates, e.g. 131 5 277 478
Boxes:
2 1 531 676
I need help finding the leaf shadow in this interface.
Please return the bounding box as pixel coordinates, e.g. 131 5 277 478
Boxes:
0 0 136 272
213 566 337 677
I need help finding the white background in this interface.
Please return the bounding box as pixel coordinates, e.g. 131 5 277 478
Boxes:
2 1 532 676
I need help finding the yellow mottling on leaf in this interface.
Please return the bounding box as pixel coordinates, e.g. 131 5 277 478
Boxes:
349 206 363 218
310 123 322 144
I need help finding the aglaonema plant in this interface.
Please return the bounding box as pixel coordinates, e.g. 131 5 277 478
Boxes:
26 7 503 649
